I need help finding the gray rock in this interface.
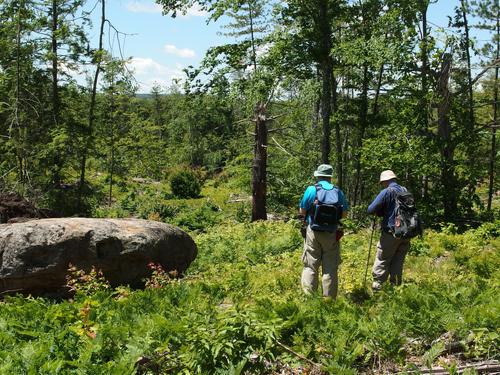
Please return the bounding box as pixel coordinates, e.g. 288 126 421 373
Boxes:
0 218 197 296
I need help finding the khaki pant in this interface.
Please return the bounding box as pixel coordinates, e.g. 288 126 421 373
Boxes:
372 231 410 287
301 226 340 298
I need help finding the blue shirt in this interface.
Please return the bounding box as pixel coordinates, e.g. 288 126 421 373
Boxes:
300 180 349 224
367 181 404 231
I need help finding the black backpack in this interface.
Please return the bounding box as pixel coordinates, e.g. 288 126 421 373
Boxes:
391 187 423 239
310 184 343 232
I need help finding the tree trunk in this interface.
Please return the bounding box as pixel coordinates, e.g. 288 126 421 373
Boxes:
331 69 342 188
372 63 384 116
437 53 457 220
420 0 430 198
252 102 267 221
51 0 62 185
14 1 27 183
312 84 320 130
78 0 105 212
353 63 369 207
461 0 476 196
319 0 332 163
108 82 116 207
487 7 499 211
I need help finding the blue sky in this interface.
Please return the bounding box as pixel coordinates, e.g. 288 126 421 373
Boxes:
89 0 484 93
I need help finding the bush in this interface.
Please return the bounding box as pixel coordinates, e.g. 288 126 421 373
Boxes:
170 169 202 198
175 200 221 231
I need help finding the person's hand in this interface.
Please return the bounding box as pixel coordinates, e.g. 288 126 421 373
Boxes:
336 229 344 241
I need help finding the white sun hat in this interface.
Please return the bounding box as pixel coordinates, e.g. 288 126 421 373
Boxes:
379 170 397 182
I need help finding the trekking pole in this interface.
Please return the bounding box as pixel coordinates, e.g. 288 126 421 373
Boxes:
363 218 376 289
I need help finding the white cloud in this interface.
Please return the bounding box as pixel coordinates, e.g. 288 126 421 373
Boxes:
183 4 208 17
126 1 162 13
127 57 184 92
164 44 196 58
125 1 207 17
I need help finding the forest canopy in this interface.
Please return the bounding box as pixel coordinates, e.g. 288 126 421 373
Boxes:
0 0 498 224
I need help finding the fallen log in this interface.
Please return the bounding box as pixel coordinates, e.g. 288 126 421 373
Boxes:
403 360 500 375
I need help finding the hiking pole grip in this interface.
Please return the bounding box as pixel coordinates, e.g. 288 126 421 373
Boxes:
363 218 376 289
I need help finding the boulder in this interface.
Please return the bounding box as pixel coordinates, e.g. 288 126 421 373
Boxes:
0 218 197 296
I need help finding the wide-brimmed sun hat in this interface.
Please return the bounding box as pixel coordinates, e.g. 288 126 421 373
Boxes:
379 170 397 182
314 164 334 178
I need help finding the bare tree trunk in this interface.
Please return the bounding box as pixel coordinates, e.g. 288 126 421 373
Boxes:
78 0 105 212
437 53 457 219
487 7 499 211
248 0 267 221
252 102 267 221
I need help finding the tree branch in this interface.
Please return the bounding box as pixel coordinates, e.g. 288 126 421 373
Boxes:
470 58 500 86
275 340 323 369
271 137 296 157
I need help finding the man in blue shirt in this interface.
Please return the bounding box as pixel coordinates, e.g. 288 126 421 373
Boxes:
299 164 349 299
367 170 410 290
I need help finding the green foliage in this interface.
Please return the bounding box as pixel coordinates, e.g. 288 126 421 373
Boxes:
1 0 500 372
0 223 499 373
170 169 202 199
175 200 222 231
473 220 500 240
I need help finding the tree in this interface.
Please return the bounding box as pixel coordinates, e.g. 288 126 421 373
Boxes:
471 0 499 211
278 0 345 166
41 0 89 186
158 0 275 221
437 52 458 219
77 0 105 212
0 1 44 186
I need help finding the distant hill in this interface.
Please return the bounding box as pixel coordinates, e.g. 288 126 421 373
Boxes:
135 93 153 99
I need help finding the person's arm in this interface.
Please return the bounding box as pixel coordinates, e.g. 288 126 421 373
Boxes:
339 190 349 218
299 186 315 217
367 190 386 216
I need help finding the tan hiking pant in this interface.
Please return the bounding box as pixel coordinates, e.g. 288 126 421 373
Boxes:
372 231 410 287
301 226 340 298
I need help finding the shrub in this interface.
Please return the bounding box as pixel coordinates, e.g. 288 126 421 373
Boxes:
170 169 202 198
473 220 500 240
175 200 221 231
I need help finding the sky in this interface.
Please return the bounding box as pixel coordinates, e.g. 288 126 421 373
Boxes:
86 0 487 93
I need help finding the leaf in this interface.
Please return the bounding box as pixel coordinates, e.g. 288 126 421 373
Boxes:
423 342 445 370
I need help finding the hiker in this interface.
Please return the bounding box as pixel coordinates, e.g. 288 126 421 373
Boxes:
299 164 349 299
367 170 411 290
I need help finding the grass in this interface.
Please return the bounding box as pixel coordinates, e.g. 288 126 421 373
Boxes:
0 218 498 374
1 175 499 373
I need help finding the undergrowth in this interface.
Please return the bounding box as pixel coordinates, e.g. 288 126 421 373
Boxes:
0 221 498 374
